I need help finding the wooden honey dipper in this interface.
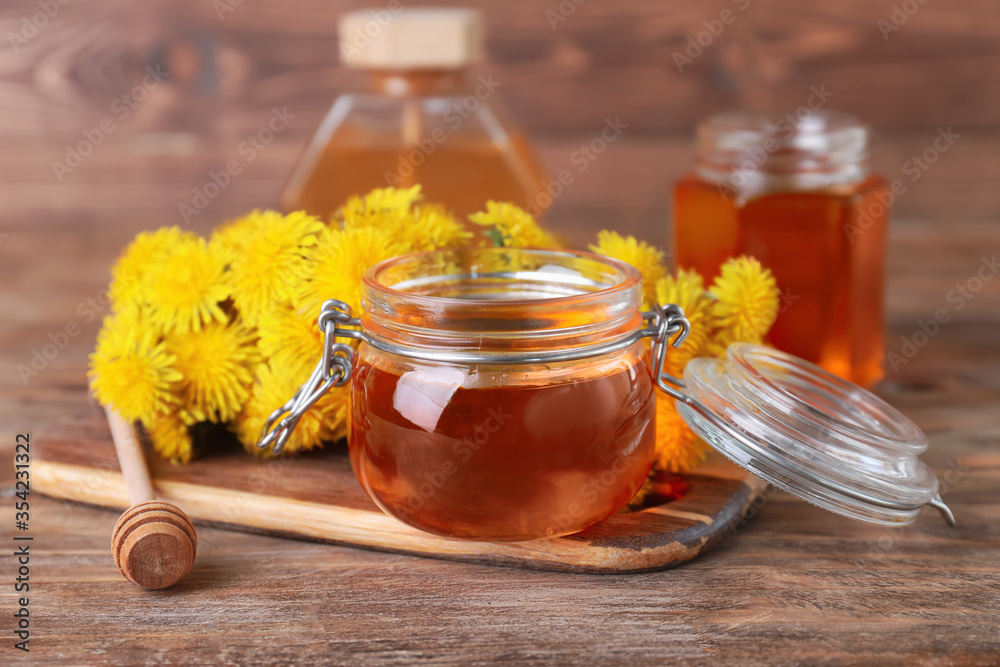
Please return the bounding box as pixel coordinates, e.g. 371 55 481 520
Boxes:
105 408 197 589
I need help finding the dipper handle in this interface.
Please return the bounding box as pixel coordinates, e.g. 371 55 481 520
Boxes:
105 408 197 590
106 407 156 505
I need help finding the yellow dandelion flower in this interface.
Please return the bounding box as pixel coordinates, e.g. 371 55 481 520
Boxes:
89 312 182 423
295 225 407 322
407 204 472 251
210 212 265 261
469 201 562 249
341 186 471 252
109 227 198 313
653 395 708 473
165 321 261 423
146 411 195 464
144 235 230 334
654 269 713 376
236 363 351 456
341 184 424 219
220 210 325 327
258 304 323 374
589 230 666 307
709 255 780 345
656 268 706 313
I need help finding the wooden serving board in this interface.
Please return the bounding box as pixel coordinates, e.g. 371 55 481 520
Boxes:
35 408 770 574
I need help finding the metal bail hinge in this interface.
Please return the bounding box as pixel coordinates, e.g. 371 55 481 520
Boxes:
256 300 358 455
928 494 957 527
642 303 692 401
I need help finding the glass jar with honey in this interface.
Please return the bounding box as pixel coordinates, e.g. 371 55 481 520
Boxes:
281 8 549 222
257 248 956 540
673 111 888 387
259 248 672 540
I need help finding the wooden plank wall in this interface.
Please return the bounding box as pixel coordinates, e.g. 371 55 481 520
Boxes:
0 0 997 243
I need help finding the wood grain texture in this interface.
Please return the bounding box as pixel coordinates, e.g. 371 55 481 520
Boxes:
2 220 998 665
111 500 198 590
33 409 771 574
3 131 998 246
1 0 998 237
1 0 998 138
1 1 999 664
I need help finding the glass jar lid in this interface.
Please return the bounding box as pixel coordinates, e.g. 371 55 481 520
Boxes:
669 344 955 527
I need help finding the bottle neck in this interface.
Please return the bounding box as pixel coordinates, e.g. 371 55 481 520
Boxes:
695 110 872 195
365 68 470 96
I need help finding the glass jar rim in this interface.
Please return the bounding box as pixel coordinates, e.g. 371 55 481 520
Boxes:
360 247 645 354
364 247 641 307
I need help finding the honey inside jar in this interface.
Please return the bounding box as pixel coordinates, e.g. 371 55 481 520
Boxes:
674 174 888 387
673 111 888 388
349 248 657 541
351 351 654 540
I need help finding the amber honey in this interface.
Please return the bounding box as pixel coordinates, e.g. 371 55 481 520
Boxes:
349 356 655 540
283 131 547 222
282 65 548 221
674 111 888 387
345 247 656 541
674 175 888 387
282 10 549 221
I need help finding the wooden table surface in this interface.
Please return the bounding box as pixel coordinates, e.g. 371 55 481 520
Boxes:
1 218 997 666
3 0 1000 664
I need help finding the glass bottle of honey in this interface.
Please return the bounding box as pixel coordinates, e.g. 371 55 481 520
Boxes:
281 8 550 222
673 111 888 387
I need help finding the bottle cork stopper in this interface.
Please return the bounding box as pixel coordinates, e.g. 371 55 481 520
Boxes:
338 8 483 69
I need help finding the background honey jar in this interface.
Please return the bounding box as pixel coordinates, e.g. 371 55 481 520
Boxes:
281 8 549 223
674 110 888 387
